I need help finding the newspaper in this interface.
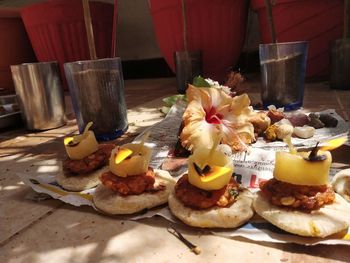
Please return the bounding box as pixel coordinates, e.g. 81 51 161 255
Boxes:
19 103 350 246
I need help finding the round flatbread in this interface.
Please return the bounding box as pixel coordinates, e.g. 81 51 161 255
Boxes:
168 189 254 228
56 166 108 191
253 191 350 237
332 169 350 202
93 169 175 215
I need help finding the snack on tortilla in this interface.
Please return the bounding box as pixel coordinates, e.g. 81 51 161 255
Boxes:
94 169 175 214
254 192 350 237
254 143 350 237
169 188 253 228
168 143 254 228
58 122 115 191
93 140 175 215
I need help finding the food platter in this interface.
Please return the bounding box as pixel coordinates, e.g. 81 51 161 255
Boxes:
19 95 350 245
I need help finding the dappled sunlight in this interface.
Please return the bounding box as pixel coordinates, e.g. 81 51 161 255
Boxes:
37 165 60 173
0 205 164 263
33 159 59 166
127 106 160 114
45 243 99 262
127 105 165 134
1 185 23 191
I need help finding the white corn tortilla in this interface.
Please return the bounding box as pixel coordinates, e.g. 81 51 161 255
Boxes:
93 169 175 215
56 166 109 191
168 189 254 228
332 169 350 202
253 191 350 237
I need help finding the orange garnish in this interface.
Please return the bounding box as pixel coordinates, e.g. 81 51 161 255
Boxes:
200 166 232 183
114 148 133 164
320 136 347 151
64 137 74 146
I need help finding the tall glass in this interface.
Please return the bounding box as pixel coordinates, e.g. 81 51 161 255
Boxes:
11 61 66 130
259 41 308 111
64 58 128 141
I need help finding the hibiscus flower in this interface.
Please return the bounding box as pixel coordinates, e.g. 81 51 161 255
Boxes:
180 85 258 152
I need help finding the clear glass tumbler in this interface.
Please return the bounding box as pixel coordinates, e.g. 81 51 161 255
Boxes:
64 58 128 141
259 41 308 111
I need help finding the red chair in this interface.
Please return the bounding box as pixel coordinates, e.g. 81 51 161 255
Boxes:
0 8 36 92
149 0 249 83
21 0 114 90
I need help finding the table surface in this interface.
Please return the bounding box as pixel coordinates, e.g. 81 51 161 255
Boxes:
1 78 350 263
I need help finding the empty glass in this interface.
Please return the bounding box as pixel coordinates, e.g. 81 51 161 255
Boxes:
11 61 66 130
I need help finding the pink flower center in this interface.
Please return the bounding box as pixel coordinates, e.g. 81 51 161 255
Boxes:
205 107 223 124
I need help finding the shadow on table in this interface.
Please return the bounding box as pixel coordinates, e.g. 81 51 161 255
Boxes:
0 112 171 263
138 215 350 261
1 204 161 263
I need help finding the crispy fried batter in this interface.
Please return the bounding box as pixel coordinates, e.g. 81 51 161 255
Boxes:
174 174 240 209
260 178 335 211
100 167 156 195
267 109 285 124
248 111 271 135
63 144 115 175
224 71 245 96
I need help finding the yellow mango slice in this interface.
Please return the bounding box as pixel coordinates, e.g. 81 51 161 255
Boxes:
274 150 332 186
109 143 152 177
188 146 233 190
64 122 98 160
200 166 233 182
114 148 133 164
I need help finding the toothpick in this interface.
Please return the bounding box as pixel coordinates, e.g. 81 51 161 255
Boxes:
71 121 93 144
208 133 222 159
284 135 296 154
135 131 151 155
167 225 201 255
83 121 93 134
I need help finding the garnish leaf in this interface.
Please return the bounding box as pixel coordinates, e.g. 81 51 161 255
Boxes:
162 94 186 107
193 162 211 176
115 147 133 164
192 76 210 87
305 142 327 162
67 139 80 147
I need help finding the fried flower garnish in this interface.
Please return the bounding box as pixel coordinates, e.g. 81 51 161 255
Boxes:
248 111 271 135
224 71 245 96
180 84 258 152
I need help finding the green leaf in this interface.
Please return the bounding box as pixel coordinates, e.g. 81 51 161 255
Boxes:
160 106 170 115
162 94 186 107
192 76 211 87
